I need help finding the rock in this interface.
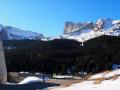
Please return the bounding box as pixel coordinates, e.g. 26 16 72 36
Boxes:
64 21 94 34
64 21 83 34
94 19 104 30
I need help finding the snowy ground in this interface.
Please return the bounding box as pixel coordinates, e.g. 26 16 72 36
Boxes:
89 69 120 79
49 69 120 90
50 78 120 90
6 69 120 90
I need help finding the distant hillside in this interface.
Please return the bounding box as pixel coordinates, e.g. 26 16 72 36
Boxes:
0 24 44 40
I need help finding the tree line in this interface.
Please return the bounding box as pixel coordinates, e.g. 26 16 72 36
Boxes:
3 35 120 74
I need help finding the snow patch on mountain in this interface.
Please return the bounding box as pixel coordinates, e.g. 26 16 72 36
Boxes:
62 30 105 42
112 20 120 24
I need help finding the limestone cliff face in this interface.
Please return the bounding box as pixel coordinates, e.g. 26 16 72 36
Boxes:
94 19 104 30
94 19 113 31
64 22 83 34
64 21 94 34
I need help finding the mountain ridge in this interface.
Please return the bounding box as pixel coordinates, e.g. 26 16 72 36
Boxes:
0 18 120 41
61 18 120 42
0 24 44 40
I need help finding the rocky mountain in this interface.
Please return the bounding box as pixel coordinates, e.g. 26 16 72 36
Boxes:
64 19 114 34
0 24 44 40
62 19 120 42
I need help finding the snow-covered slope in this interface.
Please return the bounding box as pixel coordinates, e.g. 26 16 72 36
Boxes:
0 25 44 40
89 69 120 79
60 19 120 42
50 69 120 90
50 78 120 90
62 30 104 42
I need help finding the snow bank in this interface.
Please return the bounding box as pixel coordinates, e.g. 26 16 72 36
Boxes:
19 76 43 84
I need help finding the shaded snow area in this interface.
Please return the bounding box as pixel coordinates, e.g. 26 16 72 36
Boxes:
48 69 120 90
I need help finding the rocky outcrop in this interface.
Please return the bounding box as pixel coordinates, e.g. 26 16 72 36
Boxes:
94 19 104 30
94 19 113 31
64 22 83 34
64 21 94 34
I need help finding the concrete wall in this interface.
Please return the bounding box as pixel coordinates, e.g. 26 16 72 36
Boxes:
0 41 7 84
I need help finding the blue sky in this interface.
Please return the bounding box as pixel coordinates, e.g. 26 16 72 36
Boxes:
0 0 120 37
